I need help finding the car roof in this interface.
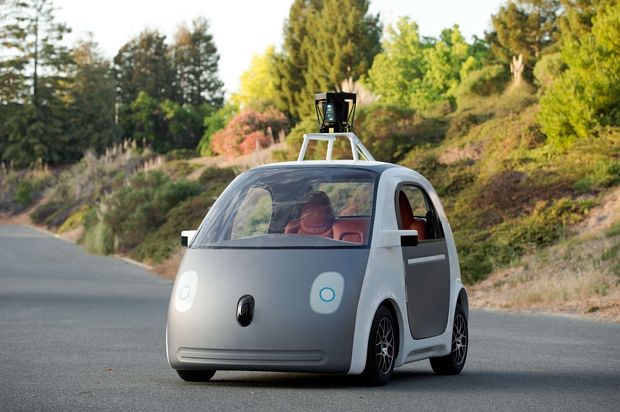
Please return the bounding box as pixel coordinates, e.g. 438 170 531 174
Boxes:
251 160 404 174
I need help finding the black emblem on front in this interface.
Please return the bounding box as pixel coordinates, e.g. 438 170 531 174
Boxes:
236 295 255 327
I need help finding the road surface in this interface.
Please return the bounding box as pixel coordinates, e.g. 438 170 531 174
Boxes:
1 225 619 411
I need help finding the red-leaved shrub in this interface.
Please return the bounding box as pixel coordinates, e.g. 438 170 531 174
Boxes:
210 108 289 157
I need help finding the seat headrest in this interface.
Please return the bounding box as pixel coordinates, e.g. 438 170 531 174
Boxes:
399 191 414 229
300 191 335 234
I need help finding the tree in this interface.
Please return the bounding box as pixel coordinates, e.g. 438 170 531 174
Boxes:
274 0 381 120
172 17 224 107
114 30 178 141
366 18 429 108
231 46 279 111
487 0 561 75
367 19 484 110
302 0 381 117
538 3 620 147
66 37 118 155
558 0 617 42
197 103 236 156
160 99 212 150
0 0 28 104
273 0 322 120
0 0 74 166
114 30 178 107
421 26 478 106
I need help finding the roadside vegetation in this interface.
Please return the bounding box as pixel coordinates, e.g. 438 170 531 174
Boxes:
1 0 619 319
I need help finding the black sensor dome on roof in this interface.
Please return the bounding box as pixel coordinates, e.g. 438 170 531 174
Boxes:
315 92 357 133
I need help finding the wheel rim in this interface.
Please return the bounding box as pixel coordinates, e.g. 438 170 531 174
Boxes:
375 316 395 375
451 313 467 366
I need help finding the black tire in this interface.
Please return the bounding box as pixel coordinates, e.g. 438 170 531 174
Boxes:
430 305 468 375
176 369 216 382
362 305 397 386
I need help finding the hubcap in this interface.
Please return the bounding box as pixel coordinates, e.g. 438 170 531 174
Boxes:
375 317 394 374
451 313 467 365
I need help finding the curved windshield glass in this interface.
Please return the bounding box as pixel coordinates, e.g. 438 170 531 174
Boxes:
192 166 378 248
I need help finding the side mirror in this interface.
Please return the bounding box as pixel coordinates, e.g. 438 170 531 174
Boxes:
180 230 197 247
377 230 418 248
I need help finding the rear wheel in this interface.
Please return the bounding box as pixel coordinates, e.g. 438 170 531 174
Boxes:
430 305 468 375
176 369 216 382
362 305 397 386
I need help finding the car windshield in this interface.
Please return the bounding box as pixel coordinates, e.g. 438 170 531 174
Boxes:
192 166 378 248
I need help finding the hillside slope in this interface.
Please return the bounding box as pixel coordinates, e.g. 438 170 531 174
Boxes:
1 86 618 321
471 187 620 322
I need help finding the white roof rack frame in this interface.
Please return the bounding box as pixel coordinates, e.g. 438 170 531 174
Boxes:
297 132 375 162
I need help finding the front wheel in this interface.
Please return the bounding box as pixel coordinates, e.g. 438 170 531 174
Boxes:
362 305 397 386
430 305 468 375
176 369 216 382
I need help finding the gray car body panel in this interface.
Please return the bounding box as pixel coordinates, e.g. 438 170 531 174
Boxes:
402 240 451 339
167 247 370 372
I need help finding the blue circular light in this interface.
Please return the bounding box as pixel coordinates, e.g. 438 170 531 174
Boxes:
319 287 335 302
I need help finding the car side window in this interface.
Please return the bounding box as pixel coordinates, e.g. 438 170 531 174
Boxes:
396 185 444 240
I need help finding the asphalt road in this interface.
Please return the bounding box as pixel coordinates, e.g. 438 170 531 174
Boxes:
1 224 619 411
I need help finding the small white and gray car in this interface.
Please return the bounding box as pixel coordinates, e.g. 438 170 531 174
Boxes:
167 133 468 385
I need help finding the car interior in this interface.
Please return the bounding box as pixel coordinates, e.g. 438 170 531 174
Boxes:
284 191 370 244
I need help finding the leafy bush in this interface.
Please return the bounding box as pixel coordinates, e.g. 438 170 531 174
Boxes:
354 104 417 163
197 104 237 157
58 205 91 234
284 117 319 160
454 64 508 107
82 208 114 255
533 53 564 91
135 167 236 263
210 108 289 157
0 165 54 213
30 141 157 228
197 167 237 195
456 197 595 283
101 171 201 253
135 193 215 263
490 198 595 265
538 4 620 148
573 159 620 193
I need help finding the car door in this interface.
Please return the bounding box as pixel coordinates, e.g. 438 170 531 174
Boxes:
396 184 450 340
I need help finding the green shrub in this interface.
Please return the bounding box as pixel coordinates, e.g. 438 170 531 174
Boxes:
354 104 417 163
14 180 36 207
103 171 201 253
82 208 114 255
533 53 565 91
606 222 620 238
198 167 237 196
162 160 200 180
136 168 236 263
58 205 91 234
31 200 67 226
135 193 215 263
284 117 318 159
454 65 509 107
166 149 198 160
538 5 620 148
573 159 620 193
490 198 594 266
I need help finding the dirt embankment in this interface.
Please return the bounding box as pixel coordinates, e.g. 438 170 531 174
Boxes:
470 187 620 322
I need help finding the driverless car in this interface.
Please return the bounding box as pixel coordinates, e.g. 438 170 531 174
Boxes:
166 93 468 385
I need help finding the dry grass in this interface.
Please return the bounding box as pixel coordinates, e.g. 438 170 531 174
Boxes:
470 186 620 322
